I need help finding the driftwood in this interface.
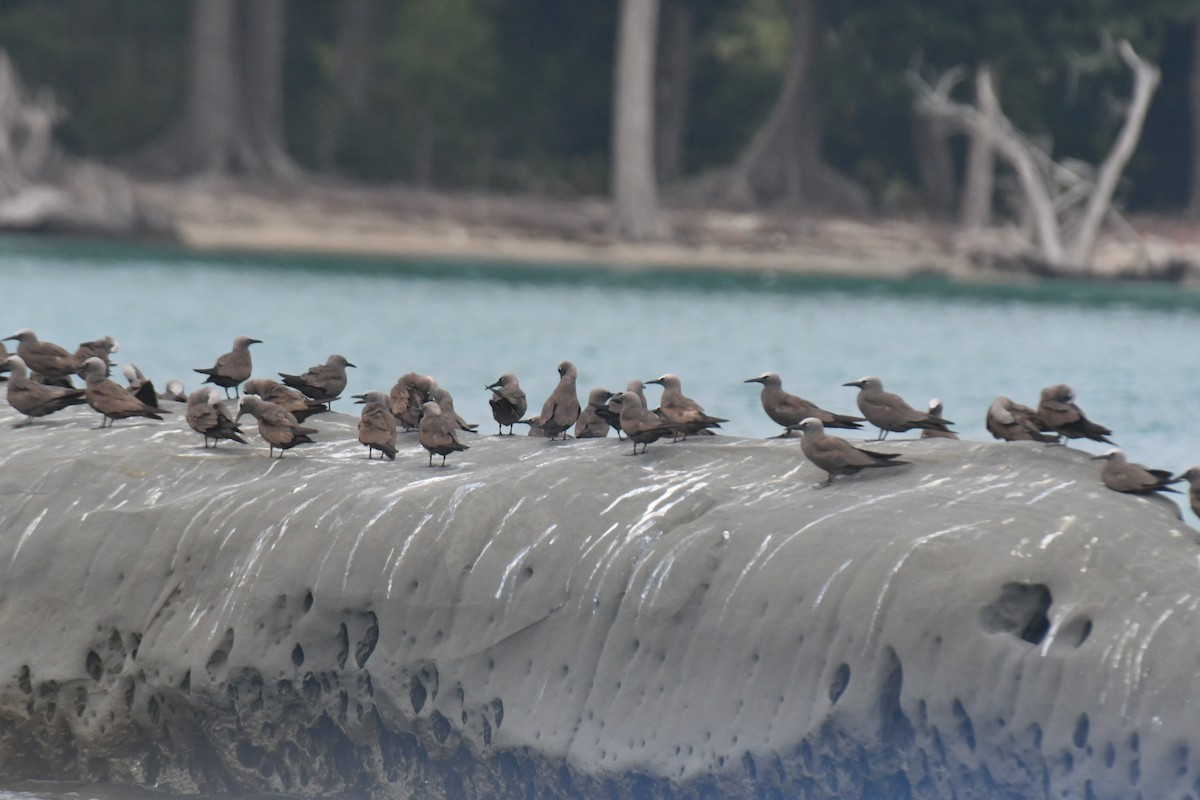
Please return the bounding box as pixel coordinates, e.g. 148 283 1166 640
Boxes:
0 50 170 238
912 39 1160 274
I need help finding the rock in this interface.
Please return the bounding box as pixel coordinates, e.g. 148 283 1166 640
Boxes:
0 403 1196 798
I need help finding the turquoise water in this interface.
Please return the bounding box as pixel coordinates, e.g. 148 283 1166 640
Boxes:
2 233 1196 473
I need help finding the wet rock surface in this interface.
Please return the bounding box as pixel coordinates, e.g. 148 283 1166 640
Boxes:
0 403 1197 799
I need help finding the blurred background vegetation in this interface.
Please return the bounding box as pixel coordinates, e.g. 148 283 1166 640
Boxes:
0 0 1195 214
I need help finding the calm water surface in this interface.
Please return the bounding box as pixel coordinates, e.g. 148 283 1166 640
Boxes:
2 235 1200 799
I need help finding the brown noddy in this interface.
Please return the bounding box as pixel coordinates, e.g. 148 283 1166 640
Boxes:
985 396 1057 443
390 372 435 432
280 354 356 407
74 336 118 377
5 329 77 386
430 383 478 433
485 373 527 435
236 394 318 458
794 417 909 488
0 342 8 382
418 400 469 466
3 355 87 425
121 364 160 409
1178 466 1200 519
843 376 954 440
520 360 581 440
1036 384 1114 445
242 378 329 422
646 373 725 440
744 372 864 436
575 387 614 439
186 387 247 448
161 379 187 403
81 357 166 428
354 390 398 461
1092 449 1181 495
194 335 261 398
615 390 683 455
920 399 959 440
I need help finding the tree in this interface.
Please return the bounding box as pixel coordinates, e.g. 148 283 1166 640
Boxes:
611 0 662 240
133 0 297 179
655 0 694 185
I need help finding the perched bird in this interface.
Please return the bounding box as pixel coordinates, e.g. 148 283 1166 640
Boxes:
161 379 187 403
1093 449 1181 495
521 360 581 440
485 373 527 435
121 364 160 409
1178 467 1200 519
575 387 614 439
390 372 435 432
3 355 86 425
81 357 166 428
5 329 77 386
794 417 908 487
354 390 398 461
280 354 356 407
615 390 681 455
843 376 954 440
596 393 625 439
242 378 328 422
647 373 725 440
1036 384 1114 444
920 399 959 440
744 372 864 436
195 335 261 398
986 397 1057 443
186 387 247 448
430 383 478 433
0 341 10 382
74 336 118 377
418 400 469 466
236 395 318 458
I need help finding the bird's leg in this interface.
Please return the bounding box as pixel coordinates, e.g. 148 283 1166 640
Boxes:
428 453 434 467
441 455 448 467
812 474 835 489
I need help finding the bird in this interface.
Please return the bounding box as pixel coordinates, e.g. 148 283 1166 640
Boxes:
354 390 398 461
744 372 864 436
80 357 166 427
646 373 725 440
186 387 247 448
280 354 356 407
843 376 954 440
575 387 614 438
418 400 469 466
4 329 77 386
1036 384 1114 444
242 378 329 422
615 390 682 455
390 372 435 432
985 397 1057 443
1093 449 1181 495
236 395 318 457
121 364 160 409
3 355 87 425
194 335 261 398
161 379 187 403
430 383 478 433
485 373 527 435
74 336 118 377
0 341 10 382
920 399 959 440
521 360 581 439
1178 467 1200 519
794 417 909 487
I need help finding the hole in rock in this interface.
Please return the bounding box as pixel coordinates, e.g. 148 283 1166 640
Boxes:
17 666 31 695
1103 742 1116 768
952 699 976 751
878 648 913 748
356 612 379 668
980 582 1053 645
410 678 427 715
828 664 851 705
291 644 304 667
1074 713 1090 749
303 591 314 613
85 651 102 682
336 623 349 670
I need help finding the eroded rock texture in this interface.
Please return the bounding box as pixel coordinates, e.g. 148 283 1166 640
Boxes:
0 403 1196 799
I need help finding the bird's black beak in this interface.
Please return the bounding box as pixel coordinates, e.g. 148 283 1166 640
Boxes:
347 362 357 369
646 379 662 386
248 338 263 345
842 381 863 388
744 377 763 384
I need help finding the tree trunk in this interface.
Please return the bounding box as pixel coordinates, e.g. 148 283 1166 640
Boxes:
611 0 662 241
912 112 956 217
129 0 297 180
959 65 996 229
1188 19 1200 217
655 0 692 186
706 0 868 213
314 0 374 171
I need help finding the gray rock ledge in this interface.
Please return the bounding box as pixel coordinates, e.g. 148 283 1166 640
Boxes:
0 404 1196 799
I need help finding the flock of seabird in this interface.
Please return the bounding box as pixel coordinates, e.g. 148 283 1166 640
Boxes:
3 328 1198 518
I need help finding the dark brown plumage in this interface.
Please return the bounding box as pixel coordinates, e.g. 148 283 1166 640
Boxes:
486 373 527 435
186 387 247 447
390 372 435 432
242 379 329 422
1036 384 1114 444
74 336 118 378
355 390 398 461
920 399 959 440
81 357 166 427
236 395 318 457
521 360 581 440
195 335 261 398
985 397 1057 443
280 354 355 406
843 376 954 440
418 401 469 466
5 328 77 385
745 372 864 436
795 417 908 487
574 387 613 439
615 390 681 455
4 355 86 425
647 373 725 440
